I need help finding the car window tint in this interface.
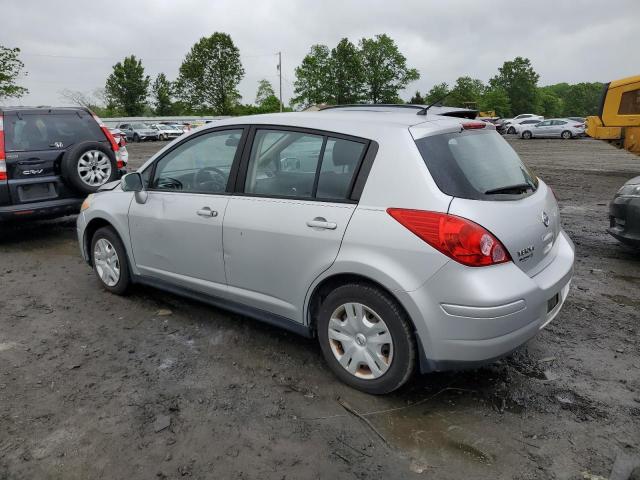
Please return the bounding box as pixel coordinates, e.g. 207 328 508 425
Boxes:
619 89 640 115
4 112 102 151
245 130 323 198
151 129 242 193
316 138 365 199
415 130 538 200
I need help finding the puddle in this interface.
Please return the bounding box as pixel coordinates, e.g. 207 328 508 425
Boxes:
375 406 496 469
0 341 19 352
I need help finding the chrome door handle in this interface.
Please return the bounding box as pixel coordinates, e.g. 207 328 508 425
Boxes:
306 217 337 230
196 207 218 218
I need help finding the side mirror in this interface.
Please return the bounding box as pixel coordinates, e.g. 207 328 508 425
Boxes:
121 172 143 192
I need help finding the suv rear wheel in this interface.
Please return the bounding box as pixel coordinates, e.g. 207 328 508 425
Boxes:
91 226 130 295
317 283 416 394
61 141 117 194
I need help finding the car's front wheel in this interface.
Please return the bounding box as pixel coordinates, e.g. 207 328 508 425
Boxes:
561 130 572 139
507 126 515 134
91 226 131 295
317 283 416 394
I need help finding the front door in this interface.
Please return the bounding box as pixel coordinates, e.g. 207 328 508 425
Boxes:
223 128 368 322
128 128 245 293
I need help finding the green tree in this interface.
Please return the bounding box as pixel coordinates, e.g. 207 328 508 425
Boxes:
359 34 419 103
537 90 564 117
255 79 281 113
291 44 333 108
489 57 540 115
105 55 149 116
479 86 511 117
447 76 485 107
561 82 604 117
330 38 364 104
0 45 28 99
424 82 450 105
409 91 425 104
151 73 174 115
175 32 244 115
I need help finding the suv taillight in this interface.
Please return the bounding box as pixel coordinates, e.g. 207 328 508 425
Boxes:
0 114 6 181
90 112 123 167
387 209 511 267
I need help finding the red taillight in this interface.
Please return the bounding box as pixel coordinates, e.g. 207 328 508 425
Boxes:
462 122 486 130
387 209 511 267
90 112 119 153
0 114 6 181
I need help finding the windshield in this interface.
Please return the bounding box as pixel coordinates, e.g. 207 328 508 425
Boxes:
132 123 148 129
414 130 538 200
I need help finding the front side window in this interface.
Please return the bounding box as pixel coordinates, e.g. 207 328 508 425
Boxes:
151 129 243 193
537 121 551 127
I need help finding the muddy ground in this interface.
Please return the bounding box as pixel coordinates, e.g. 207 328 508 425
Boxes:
1 137 639 479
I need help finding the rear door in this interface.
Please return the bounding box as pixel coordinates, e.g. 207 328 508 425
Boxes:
222 127 369 322
3 110 104 206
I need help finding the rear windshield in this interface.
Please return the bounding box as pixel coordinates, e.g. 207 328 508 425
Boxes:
414 130 538 200
4 112 102 152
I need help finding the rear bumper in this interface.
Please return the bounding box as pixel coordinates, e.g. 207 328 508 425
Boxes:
398 230 575 372
607 195 640 248
0 197 83 221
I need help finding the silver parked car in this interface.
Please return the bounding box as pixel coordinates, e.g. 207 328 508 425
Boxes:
117 122 159 142
520 118 586 139
77 109 575 394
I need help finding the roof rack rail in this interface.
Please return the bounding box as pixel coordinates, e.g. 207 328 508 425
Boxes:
319 104 425 111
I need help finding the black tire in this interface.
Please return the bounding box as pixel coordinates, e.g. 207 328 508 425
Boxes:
60 141 118 194
90 226 131 295
317 283 416 394
133 133 140 142
159 134 165 141
561 130 572 139
522 131 532 139
507 126 515 134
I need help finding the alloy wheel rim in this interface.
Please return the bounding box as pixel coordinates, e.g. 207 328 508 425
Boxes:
93 238 120 287
327 302 394 379
77 150 111 186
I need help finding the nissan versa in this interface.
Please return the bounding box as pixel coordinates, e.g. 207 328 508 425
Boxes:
76 107 575 394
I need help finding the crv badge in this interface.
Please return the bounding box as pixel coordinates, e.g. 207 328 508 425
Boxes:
541 211 550 227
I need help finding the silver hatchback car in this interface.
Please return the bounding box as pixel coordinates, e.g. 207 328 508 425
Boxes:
77 108 574 394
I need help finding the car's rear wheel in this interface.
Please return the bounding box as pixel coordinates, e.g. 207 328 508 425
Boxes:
522 131 532 139
317 283 416 394
91 226 130 295
61 141 118 194
561 130 572 139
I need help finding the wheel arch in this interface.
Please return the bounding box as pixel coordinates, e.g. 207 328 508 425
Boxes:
84 217 128 267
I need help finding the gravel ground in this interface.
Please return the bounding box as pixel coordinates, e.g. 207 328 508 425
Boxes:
1 137 639 479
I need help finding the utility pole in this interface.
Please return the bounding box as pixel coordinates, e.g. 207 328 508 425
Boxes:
277 51 282 112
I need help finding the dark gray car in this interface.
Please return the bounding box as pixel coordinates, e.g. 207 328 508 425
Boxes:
608 175 640 248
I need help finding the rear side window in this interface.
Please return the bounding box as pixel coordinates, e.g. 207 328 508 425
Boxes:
244 129 366 200
414 130 538 200
4 112 102 151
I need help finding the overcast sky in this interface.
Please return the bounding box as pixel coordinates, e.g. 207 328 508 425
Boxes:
2 0 638 109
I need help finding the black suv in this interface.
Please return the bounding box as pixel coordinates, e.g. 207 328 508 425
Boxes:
0 107 126 221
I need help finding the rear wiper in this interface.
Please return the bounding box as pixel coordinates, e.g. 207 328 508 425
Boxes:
485 183 534 195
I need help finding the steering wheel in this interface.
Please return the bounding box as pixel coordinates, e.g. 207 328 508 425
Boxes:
195 166 227 192
156 177 183 190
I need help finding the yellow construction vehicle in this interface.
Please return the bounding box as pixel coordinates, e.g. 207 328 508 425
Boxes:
586 75 640 155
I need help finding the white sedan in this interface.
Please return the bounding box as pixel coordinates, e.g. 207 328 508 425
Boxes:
519 119 586 139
